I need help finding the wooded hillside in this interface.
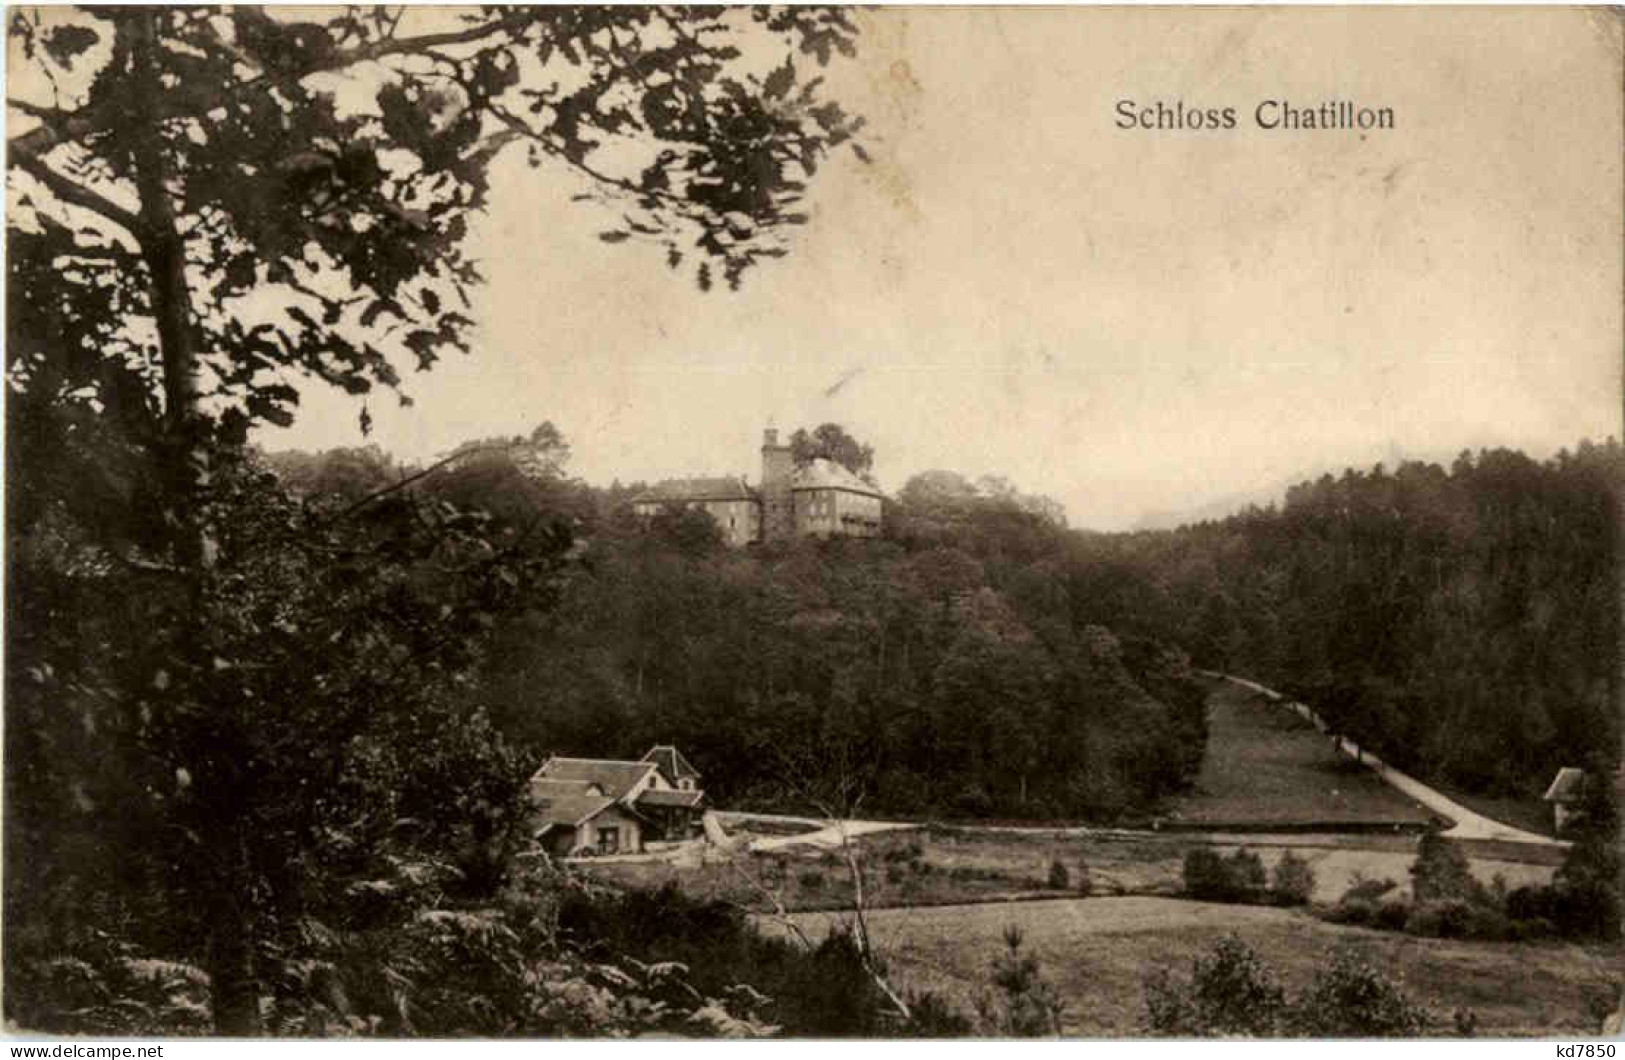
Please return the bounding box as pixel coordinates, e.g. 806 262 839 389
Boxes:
1067 440 1622 798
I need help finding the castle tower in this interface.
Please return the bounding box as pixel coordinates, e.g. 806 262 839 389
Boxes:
759 427 794 541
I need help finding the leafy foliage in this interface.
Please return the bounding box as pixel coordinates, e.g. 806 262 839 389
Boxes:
1285 948 1429 1038
1496 768 1622 941
1144 934 1284 1036
1408 833 1482 906
1066 443 1622 802
1145 936 1431 1038
8 7 868 438
789 422 876 481
1183 847 1268 904
475 493 1208 820
5 443 572 1032
974 926 1064 1036
7 5 867 1035
1270 850 1316 906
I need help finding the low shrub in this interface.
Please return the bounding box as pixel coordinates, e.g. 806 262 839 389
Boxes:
1506 884 1558 923
1341 872 1398 903
1286 947 1430 1037
898 989 974 1037
1270 851 1315 906
1507 917 1557 942
1228 849 1268 894
1410 833 1483 906
1322 898 1378 927
1551 882 1623 942
1505 881 1619 942
1405 897 1513 942
1183 848 1228 900
1147 937 1432 1038
1375 899 1411 932
1143 935 1285 1036
1184 847 1269 903
884 841 925 864
1048 859 1070 890
1406 898 1475 939
975 926 1065 1036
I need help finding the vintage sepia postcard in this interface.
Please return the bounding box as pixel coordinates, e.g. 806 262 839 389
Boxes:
4 3 1622 1045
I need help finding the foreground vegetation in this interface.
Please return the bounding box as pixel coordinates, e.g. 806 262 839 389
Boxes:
771 896 1618 1036
7 5 1617 1034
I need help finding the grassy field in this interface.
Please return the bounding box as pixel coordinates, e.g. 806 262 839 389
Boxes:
765 896 1620 1037
1164 681 1436 826
575 825 1558 911
576 830 1071 913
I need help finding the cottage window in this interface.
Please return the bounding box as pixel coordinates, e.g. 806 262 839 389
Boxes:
597 826 620 854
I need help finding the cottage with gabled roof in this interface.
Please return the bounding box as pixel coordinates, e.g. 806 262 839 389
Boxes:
631 427 884 546
528 746 707 856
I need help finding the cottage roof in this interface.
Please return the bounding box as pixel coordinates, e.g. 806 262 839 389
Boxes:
530 777 605 799
641 745 701 785
533 791 621 829
535 757 657 801
637 788 705 809
1544 767 1587 803
791 458 884 498
634 477 757 504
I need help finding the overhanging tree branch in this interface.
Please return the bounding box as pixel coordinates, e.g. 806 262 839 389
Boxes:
7 10 543 158
334 441 523 522
11 150 144 238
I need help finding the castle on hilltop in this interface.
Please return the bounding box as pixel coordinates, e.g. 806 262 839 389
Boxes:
631 428 884 547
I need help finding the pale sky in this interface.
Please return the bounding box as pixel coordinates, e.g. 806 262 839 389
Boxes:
263 7 1624 531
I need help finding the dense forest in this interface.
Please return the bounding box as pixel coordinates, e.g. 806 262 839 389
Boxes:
1066 440 1623 799
264 429 1622 813
269 430 1211 821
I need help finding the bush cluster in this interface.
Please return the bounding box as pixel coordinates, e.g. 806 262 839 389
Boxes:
1319 826 1621 945
1145 935 1430 1038
1184 847 1310 906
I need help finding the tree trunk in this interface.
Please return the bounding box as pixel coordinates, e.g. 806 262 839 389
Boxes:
127 15 212 571
124 11 258 1035
206 833 262 1036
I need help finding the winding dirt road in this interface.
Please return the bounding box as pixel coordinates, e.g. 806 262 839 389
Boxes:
1210 673 1564 846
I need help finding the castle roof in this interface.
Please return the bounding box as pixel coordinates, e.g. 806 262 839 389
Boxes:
633 477 757 504
791 458 884 498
